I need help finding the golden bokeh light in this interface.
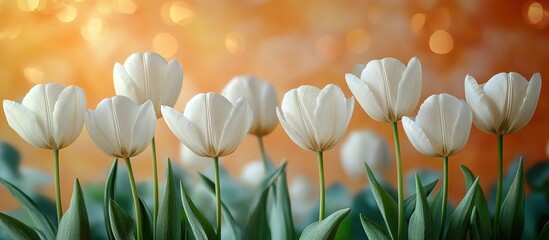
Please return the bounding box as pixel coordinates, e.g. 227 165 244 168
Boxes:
429 30 454 54
23 67 45 84
161 1 195 26
17 0 42 12
346 28 371 54
113 0 138 14
152 32 178 58
225 32 247 54
527 2 544 24
96 0 113 15
81 18 110 41
315 35 342 60
56 4 78 23
410 13 427 33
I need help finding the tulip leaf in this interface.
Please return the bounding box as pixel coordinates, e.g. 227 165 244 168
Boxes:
56 179 90 240
359 214 390 240
364 163 398 240
404 179 438 221
460 165 491 238
469 207 487 240
498 158 525 239
108 200 135 240
139 197 153 240
299 208 350 240
245 161 287 240
429 187 445 239
0 212 40 240
270 171 295 240
408 174 432 240
179 182 216 240
0 178 56 240
446 177 479 240
539 221 549 240
104 159 118 240
156 160 181 240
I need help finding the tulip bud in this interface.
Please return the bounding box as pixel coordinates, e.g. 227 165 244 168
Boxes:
340 130 391 178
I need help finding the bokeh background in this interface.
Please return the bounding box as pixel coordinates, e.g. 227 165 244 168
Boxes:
1 0 548 212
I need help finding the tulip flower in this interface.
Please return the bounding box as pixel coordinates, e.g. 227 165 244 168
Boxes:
114 52 183 226
161 92 252 237
277 84 354 220
222 75 278 171
464 72 541 232
240 160 266 189
346 57 422 239
340 130 391 179
3 83 86 224
85 96 156 240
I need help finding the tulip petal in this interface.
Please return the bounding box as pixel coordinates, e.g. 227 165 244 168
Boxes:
129 101 156 156
52 86 86 149
464 75 497 134
21 84 64 145
361 58 405 116
277 107 314 151
314 85 346 151
121 53 167 109
113 62 140 104
158 60 183 112
3 100 49 149
161 105 209 158
448 100 472 156
85 110 119 157
258 82 278 135
218 98 251 156
280 86 319 146
395 57 421 120
353 64 366 77
402 117 437 157
346 73 387 122
506 73 541 134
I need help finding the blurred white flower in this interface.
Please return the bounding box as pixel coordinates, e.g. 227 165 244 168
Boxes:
114 52 183 118
240 160 265 188
402 94 472 158
276 84 354 152
222 75 278 136
465 72 541 135
340 130 391 178
3 83 86 150
346 57 421 122
85 96 156 158
289 176 315 224
180 143 213 173
162 92 253 158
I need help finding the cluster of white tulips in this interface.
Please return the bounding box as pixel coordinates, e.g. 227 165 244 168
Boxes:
2 51 543 240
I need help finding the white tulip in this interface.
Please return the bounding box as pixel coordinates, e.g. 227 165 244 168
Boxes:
85 96 156 158
180 143 213 173
114 52 183 118
3 83 86 150
402 94 472 158
465 72 541 135
240 160 265 188
222 75 278 136
346 57 422 123
276 84 354 152
340 130 391 178
161 92 253 158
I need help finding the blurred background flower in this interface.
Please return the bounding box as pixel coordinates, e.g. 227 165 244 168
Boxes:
0 0 548 212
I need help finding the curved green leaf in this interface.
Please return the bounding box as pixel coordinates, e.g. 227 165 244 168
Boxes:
404 179 438 221
539 221 549 240
0 178 56 240
446 177 479 240
364 163 397 240
408 174 432 240
460 165 491 238
360 214 390 240
270 171 295 240
299 208 350 240
139 198 153 240
108 200 135 240
157 160 181 240
180 182 216 240
498 158 524 239
0 212 40 240
469 207 488 240
57 179 90 240
104 159 118 240
429 187 444 239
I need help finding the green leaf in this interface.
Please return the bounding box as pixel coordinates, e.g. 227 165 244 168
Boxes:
408 174 432 240
104 159 118 240
364 163 398 240
56 179 90 240
0 142 21 180
270 171 295 240
139 197 153 240
245 161 287 240
446 177 479 240
108 200 135 240
299 208 351 240
429 187 444 239
460 165 491 238
0 212 40 240
0 178 56 240
469 207 488 240
498 158 525 239
539 221 549 240
156 160 181 240
359 214 390 240
404 179 438 221
180 182 216 240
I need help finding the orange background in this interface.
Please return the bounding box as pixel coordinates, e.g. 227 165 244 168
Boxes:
1 0 548 211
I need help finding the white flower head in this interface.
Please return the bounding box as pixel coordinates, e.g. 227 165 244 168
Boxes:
340 130 391 178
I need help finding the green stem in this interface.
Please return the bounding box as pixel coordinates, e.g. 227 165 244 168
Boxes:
257 136 272 172
53 149 62 224
441 157 449 239
124 157 142 240
493 135 504 234
213 157 222 239
317 151 326 221
391 122 404 240
151 137 158 237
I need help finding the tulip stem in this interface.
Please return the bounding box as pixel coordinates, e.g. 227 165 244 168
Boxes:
213 157 222 239
494 134 504 234
124 157 142 240
441 156 449 239
53 149 63 224
391 122 404 240
257 136 272 172
151 136 158 237
317 151 326 221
